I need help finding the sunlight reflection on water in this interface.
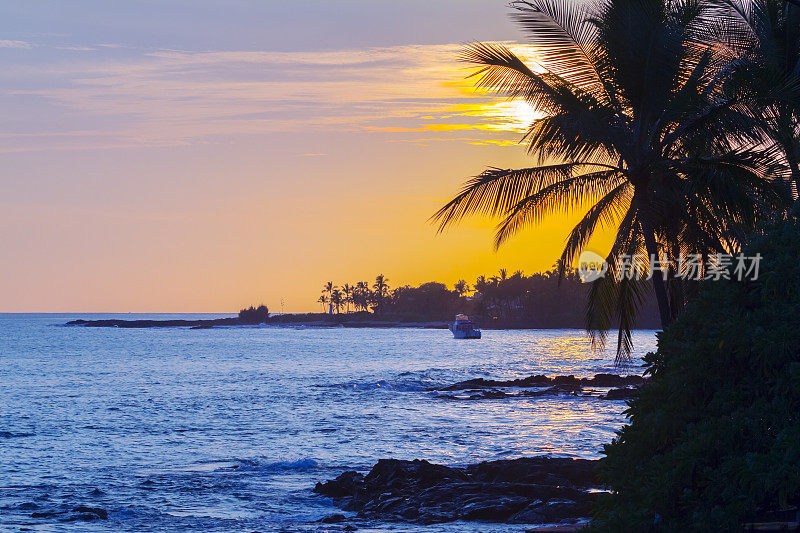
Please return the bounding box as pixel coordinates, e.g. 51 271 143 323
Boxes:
0 314 657 532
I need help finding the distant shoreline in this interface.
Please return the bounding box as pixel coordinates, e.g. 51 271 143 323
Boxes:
65 317 450 329
64 315 656 330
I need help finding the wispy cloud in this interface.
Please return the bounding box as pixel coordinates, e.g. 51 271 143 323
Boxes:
0 42 539 152
0 40 33 49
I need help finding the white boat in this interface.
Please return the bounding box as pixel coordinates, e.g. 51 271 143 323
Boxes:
449 314 481 339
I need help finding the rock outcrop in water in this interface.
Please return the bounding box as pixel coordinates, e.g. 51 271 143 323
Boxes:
65 317 449 329
438 373 646 391
30 506 108 521
432 373 647 401
313 457 599 526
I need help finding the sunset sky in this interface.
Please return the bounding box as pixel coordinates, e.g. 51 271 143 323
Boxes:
1 0 612 312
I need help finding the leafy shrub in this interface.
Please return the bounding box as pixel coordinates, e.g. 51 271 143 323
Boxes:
591 217 800 532
238 305 270 324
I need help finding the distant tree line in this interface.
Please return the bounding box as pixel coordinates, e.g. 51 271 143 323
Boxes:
319 270 660 329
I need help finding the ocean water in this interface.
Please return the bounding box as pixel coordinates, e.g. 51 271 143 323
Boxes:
0 314 657 532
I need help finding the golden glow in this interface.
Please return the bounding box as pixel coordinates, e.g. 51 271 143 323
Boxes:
0 34 619 312
476 100 541 133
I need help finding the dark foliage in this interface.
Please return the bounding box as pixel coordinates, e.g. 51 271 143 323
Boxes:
591 217 800 531
376 269 660 329
238 304 270 324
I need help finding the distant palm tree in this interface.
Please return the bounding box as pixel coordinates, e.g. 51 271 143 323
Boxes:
341 283 354 313
474 275 487 294
331 289 344 314
454 279 469 297
323 281 334 297
317 295 329 313
354 281 371 312
433 0 788 357
322 281 336 314
372 274 390 313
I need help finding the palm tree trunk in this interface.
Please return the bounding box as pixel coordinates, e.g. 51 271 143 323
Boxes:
640 218 672 330
775 107 800 199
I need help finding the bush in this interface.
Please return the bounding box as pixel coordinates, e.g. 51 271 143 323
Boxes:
238 304 270 324
591 218 800 532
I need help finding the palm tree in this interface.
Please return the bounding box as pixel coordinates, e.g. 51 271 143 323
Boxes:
474 275 488 294
330 288 344 314
353 281 371 312
432 0 788 357
322 281 334 298
372 274 390 314
341 283 354 313
321 281 336 314
454 279 469 297
713 0 800 193
317 294 329 313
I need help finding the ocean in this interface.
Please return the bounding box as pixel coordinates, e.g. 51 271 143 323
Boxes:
0 314 657 532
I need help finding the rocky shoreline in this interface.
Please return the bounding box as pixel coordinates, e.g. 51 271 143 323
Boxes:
431 373 646 402
64 318 449 329
313 457 600 528
63 316 657 331
309 374 647 529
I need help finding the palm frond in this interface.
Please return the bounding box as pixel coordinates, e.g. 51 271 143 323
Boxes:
585 201 647 362
510 0 611 100
461 42 581 115
557 182 632 267
493 170 626 248
431 162 614 231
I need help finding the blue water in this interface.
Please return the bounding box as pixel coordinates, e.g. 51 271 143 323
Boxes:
0 314 657 532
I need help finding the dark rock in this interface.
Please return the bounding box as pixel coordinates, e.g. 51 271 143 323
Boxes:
437 373 645 392
318 513 347 523
439 384 587 401
585 373 646 387
458 495 530 520
521 384 581 397
66 318 240 328
602 387 639 400
466 457 597 488
314 470 364 499
72 507 107 520
509 501 547 524
314 457 599 525
438 375 552 391
435 373 647 402
31 506 107 521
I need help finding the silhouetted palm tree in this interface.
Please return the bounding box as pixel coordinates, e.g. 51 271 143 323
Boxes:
318 295 329 313
433 0 788 357
372 274 390 313
331 289 344 314
341 283 354 313
353 281 371 311
454 279 469 296
323 281 334 298
714 0 800 191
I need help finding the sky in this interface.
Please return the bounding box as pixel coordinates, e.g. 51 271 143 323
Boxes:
0 0 612 312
